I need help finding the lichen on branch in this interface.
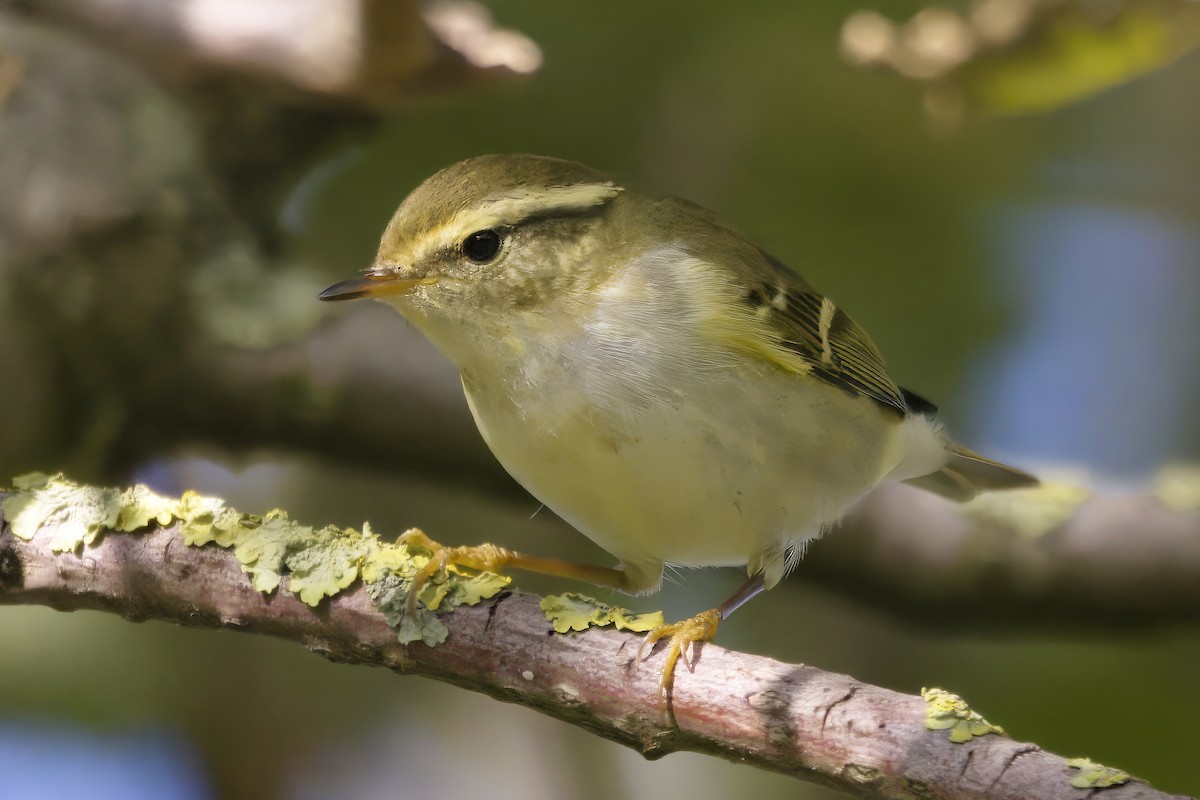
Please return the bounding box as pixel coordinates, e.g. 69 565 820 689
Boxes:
1 472 510 643
0 474 1189 799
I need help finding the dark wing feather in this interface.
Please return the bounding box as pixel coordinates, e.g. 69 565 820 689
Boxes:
740 246 1039 495
900 387 938 416
747 252 910 415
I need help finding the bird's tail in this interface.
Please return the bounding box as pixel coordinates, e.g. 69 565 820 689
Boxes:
904 443 1038 502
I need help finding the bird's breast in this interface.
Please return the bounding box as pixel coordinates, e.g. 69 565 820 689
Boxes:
458 307 907 576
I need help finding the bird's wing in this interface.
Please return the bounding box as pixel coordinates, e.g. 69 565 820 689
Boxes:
646 195 915 416
738 249 911 416
743 253 1040 494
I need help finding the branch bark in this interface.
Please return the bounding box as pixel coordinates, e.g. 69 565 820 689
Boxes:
809 478 1200 627
0 494 1191 800
10 0 540 105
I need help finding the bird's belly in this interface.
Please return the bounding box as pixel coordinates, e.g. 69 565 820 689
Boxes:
462 370 904 574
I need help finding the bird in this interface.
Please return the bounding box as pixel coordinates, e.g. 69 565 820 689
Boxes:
320 153 1036 692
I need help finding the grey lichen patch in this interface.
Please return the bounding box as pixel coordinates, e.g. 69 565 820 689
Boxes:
3 473 509 644
368 574 450 646
367 544 509 646
964 478 1091 537
1066 757 1132 789
921 687 1005 743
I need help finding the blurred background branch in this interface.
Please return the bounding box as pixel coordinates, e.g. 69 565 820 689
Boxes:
10 0 540 104
810 474 1200 627
841 0 1200 127
0 0 534 485
1 495 1191 800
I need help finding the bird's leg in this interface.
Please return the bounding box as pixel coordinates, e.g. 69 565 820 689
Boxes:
638 571 768 695
398 529 635 618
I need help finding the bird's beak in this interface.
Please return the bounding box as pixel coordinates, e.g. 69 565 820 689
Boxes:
318 270 435 302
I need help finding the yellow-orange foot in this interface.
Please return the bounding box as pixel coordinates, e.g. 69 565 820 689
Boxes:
397 529 515 617
638 608 722 696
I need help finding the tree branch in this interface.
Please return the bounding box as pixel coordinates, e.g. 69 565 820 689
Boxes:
808 476 1200 627
0 490 1190 800
840 0 1200 125
10 0 540 104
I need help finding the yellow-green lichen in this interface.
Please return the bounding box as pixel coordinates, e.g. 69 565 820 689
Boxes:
3 473 510 644
360 531 510 645
922 687 1005 743
540 592 664 633
4 472 129 552
1066 757 1132 789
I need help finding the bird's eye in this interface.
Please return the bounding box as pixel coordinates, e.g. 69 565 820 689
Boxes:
462 230 502 263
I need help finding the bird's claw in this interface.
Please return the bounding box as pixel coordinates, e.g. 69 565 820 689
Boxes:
638 608 722 696
396 529 513 618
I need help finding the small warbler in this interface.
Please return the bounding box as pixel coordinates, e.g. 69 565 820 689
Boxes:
321 154 1035 690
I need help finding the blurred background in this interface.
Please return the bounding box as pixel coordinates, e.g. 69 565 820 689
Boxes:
0 0 1198 798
